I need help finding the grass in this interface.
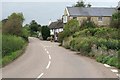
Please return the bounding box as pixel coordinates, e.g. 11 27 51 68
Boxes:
2 43 27 67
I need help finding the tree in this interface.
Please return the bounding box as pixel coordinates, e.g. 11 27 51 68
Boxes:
74 0 86 7
41 26 50 40
29 20 41 36
74 0 92 7
3 13 24 36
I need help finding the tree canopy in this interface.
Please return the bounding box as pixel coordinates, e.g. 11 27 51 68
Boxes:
41 25 50 40
3 13 24 36
74 0 92 7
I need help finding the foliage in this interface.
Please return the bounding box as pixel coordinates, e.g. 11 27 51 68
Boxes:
63 36 73 49
110 12 120 29
74 0 92 7
21 27 30 41
64 19 79 37
58 31 64 43
73 27 119 39
3 13 24 36
80 20 96 30
29 20 41 36
2 35 26 57
41 26 50 40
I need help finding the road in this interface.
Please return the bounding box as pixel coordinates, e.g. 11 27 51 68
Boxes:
2 37 118 78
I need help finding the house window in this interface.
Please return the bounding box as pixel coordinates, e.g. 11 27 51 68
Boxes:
98 17 103 21
73 17 77 19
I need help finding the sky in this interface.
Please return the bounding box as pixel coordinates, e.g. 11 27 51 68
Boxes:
1 0 120 25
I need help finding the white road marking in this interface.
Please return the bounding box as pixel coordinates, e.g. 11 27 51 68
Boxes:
46 61 51 69
37 73 44 79
116 74 120 77
49 55 51 60
45 48 47 51
111 69 118 73
46 51 49 54
104 64 111 68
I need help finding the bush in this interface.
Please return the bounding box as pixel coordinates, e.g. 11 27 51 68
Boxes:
58 31 64 43
41 26 50 40
63 37 73 49
21 27 30 41
107 56 118 67
80 20 96 30
2 35 26 57
70 37 92 54
63 19 79 37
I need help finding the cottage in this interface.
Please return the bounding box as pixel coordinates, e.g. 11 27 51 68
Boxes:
63 7 116 26
49 19 63 41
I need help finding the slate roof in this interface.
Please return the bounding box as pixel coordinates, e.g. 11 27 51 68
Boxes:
67 7 116 17
49 20 63 29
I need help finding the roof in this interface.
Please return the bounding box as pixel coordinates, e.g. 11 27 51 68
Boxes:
118 1 120 10
66 7 116 17
49 20 63 29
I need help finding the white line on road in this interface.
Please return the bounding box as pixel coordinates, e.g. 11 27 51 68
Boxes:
45 48 47 51
111 69 118 73
104 64 111 68
46 51 49 54
49 55 51 60
46 61 51 69
36 73 44 79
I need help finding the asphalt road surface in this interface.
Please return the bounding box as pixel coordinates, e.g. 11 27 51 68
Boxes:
2 37 118 78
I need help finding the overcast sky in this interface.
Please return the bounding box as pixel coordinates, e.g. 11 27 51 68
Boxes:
1 0 120 25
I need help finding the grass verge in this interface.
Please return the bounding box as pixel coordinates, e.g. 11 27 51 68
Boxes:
2 43 28 67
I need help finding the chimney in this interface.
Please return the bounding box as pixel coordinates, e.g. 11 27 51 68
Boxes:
49 19 52 25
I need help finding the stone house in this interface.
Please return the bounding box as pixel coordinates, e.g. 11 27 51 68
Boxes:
63 7 116 26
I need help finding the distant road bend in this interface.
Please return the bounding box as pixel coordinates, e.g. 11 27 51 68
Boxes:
2 37 117 78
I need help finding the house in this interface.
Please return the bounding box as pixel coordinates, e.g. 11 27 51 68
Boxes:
63 7 116 26
48 19 63 41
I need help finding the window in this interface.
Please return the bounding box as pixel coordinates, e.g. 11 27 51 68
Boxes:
73 17 77 19
98 17 103 21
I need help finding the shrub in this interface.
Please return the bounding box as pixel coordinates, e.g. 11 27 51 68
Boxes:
63 19 79 37
41 26 50 40
58 31 64 43
21 27 30 41
63 37 73 49
80 20 96 30
2 35 26 57
70 37 92 54
107 56 118 67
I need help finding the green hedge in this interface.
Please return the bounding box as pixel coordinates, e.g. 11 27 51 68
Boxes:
2 35 26 57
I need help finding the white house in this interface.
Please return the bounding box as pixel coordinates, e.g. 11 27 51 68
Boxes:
48 19 63 41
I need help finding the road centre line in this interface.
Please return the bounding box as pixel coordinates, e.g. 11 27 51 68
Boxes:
36 73 44 79
48 55 51 60
46 51 49 54
46 61 51 69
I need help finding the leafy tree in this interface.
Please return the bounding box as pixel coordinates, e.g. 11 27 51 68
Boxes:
3 13 24 36
41 26 50 40
29 20 39 32
29 20 41 36
74 0 92 7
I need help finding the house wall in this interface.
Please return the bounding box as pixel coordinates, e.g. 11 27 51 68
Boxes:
91 17 111 26
68 16 111 26
50 28 63 35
